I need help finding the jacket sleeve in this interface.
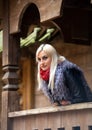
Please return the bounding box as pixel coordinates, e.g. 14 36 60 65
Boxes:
64 67 92 104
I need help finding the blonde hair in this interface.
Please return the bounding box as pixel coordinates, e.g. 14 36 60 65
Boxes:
36 44 65 91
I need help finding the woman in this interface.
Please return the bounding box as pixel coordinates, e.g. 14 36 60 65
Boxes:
36 44 92 106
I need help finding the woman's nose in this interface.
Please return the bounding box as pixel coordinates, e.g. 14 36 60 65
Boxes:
40 59 44 65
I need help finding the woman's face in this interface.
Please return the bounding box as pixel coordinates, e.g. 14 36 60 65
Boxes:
37 50 52 70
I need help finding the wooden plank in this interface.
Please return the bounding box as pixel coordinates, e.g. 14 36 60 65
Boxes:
2 0 10 66
1 91 18 130
8 102 92 118
1 91 9 130
19 57 35 110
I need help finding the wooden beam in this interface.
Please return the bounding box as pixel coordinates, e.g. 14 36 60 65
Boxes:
8 102 92 118
1 1 20 130
19 58 35 110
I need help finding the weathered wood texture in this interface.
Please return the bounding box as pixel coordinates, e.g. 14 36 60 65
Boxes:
1 91 19 130
9 0 63 33
3 0 20 66
0 59 2 114
18 57 35 110
8 104 92 130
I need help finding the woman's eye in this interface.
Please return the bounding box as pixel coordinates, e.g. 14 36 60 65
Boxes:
38 58 41 61
37 56 48 62
42 56 48 60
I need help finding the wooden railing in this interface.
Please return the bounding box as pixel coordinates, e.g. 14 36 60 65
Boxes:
8 102 92 130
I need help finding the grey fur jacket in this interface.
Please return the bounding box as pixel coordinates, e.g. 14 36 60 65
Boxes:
41 59 92 104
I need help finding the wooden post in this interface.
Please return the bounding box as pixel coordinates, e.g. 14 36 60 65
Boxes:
19 57 35 110
1 0 20 130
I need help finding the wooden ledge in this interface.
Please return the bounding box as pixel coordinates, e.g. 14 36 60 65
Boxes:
8 102 92 118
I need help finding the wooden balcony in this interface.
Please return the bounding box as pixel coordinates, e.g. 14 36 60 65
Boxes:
8 102 92 130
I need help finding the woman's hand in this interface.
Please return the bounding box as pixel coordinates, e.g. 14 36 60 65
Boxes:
60 100 71 106
52 102 59 107
52 100 71 107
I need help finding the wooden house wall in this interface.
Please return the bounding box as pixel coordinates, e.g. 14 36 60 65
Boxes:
0 1 92 130
9 0 63 34
1 0 92 110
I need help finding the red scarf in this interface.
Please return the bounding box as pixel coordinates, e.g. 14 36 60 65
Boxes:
40 68 50 81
